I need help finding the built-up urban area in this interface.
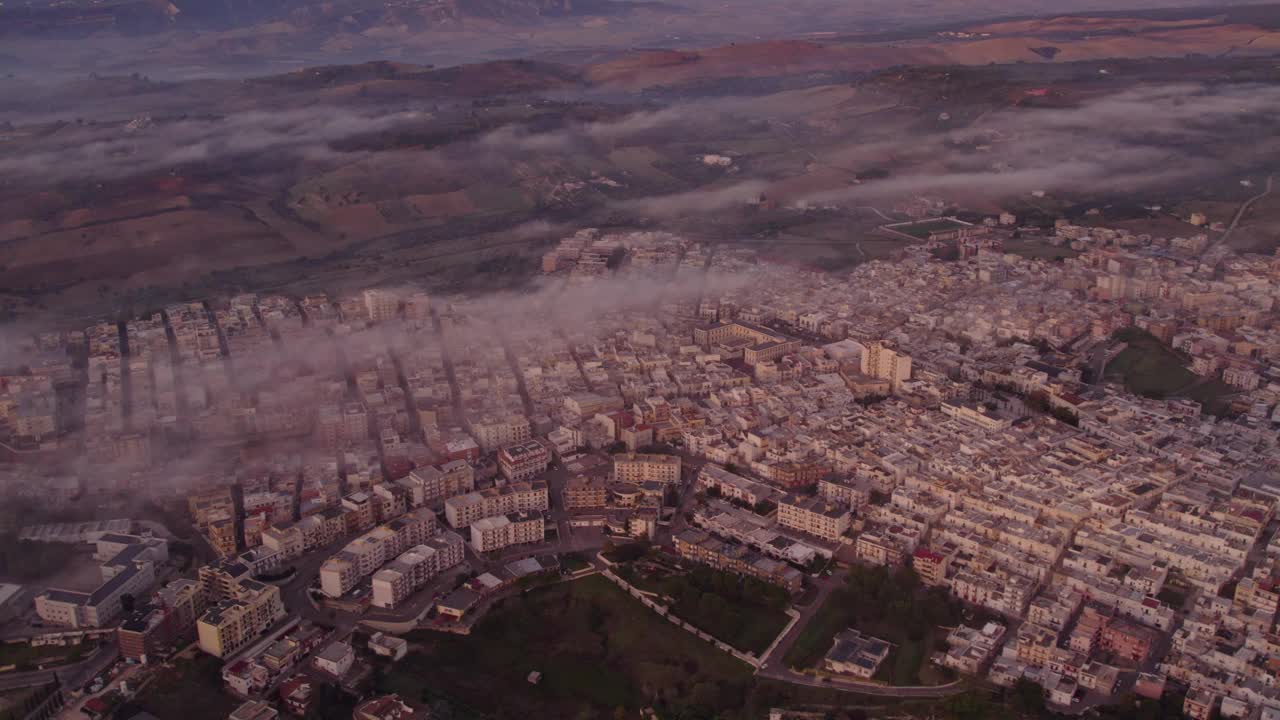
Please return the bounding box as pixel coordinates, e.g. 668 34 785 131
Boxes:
1 207 1279 720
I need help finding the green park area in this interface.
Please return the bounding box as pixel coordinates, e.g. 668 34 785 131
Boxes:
614 558 791 654
1107 328 1234 414
783 564 967 686
0 641 90 671
382 574 755 719
119 654 238 720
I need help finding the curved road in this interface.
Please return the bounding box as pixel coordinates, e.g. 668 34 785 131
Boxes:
1200 174 1274 258
755 568 967 699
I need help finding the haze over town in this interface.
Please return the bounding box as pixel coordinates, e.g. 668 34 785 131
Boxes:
2 2 1280 720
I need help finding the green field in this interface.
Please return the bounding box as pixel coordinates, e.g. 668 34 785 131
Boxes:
383 575 754 719
0 641 90 671
1001 237 1079 261
1106 329 1197 398
1106 329 1236 415
783 565 964 686
616 563 791 654
123 654 238 720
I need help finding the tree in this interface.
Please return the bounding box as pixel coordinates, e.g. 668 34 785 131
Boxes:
1012 678 1047 715
120 593 136 614
606 247 628 270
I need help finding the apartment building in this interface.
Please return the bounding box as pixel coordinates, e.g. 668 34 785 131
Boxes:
444 482 549 529
612 453 681 485
362 289 400 323
341 492 377 534
470 414 531 451
940 399 1013 431
819 476 873 509
469 512 545 553
951 566 1036 617
564 475 608 509
370 532 466 609
860 341 912 392
196 579 286 658
319 508 437 598
372 484 410 523
1234 575 1280 618
672 528 803 593
696 464 778 507
777 495 852 542
497 440 551 482
260 525 304 560
399 461 475 508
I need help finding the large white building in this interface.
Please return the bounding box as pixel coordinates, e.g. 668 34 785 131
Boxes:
777 495 853 543
612 453 681 485
35 535 168 629
444 482 549 529
469 512 545 553
860 341 912 392
470 415 532 452
319 508 437 598
370 532 466 609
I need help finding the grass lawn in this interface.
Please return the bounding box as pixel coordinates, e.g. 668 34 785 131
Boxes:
1107 329 1197 398
783 565 963 687
560 552 592 573
384 575 753 719
128 654 238 720
0 641 90 670
1001 237 1079 261
1107 329 1237 415
618 564 791 654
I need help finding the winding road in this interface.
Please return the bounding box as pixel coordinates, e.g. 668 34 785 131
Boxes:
1200 174 1274 258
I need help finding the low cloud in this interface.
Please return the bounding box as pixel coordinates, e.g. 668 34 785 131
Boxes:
794 82 1280 205
0 106 429 184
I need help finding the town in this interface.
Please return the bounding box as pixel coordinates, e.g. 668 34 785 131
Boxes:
1 205 1279 720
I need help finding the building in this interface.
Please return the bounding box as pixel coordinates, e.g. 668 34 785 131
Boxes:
354 695 422 720
564 475 608 509
363 289 400 323
35 535 167 629
319 508 438 598
399 461 475 508
369 532 466 609
941 399 1013 431
912 547 954 587
777 495 852 542
470 415 531 452
1099 618 1159 663
612 453 681 485
860 341 912 392
195 579 286 658
470 512 545 553
229 700 279 720
313 641 354 678
693 321 801 366
696 464 777 507
444 482 549 529
824 629 891 678
368 632 408 661
672 528 803 593
497 440 551 482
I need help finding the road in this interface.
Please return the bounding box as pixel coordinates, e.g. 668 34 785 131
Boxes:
1200 174 1274 258
0 644 119 693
